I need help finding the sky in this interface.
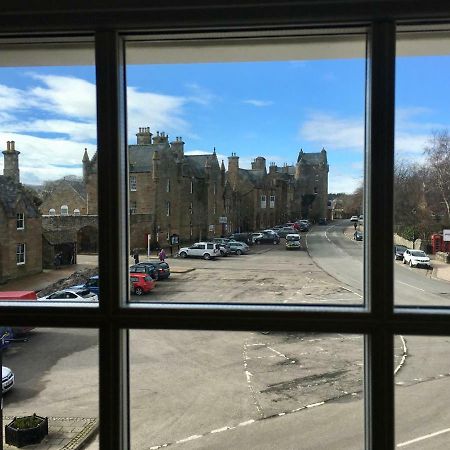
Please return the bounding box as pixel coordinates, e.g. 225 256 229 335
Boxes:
0 51 450 194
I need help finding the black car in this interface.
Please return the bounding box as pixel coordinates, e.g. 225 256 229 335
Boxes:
353 231 363 241
394 245 408 260
129 263 159 280
253 231 280 244
228 233 253 245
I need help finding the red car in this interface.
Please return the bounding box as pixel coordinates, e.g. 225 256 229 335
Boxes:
130 273 155 295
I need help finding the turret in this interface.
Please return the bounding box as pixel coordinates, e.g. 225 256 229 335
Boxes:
3 140 20 183
82 148 90 183
227 153 239 188
136 127 152 145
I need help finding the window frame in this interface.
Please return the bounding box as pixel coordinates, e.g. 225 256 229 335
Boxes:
16 212 24 230
1 7 450 450
16 242 25 265
129 175 137 191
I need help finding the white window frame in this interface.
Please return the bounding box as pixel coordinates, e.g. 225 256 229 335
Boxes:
260 194 267 209
269 195 275 208
61 204 69 216
190 180 194 194
166 178 170 193
130 175 137 191
16 212 24 229
166 201 170 217
16 242 25 265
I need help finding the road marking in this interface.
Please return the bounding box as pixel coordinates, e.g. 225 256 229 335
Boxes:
397 427 450 447
176 435 202 444
397 281 425 292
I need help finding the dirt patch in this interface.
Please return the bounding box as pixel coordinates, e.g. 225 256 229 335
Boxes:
37 267 98 296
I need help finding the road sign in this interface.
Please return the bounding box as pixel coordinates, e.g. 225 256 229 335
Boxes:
443 229 450 241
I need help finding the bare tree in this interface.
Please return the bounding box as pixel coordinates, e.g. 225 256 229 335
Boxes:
424 130 450 222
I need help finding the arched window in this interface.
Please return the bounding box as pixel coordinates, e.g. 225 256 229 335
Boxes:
49 208 56 216
61 205 69 216
73 208 81 215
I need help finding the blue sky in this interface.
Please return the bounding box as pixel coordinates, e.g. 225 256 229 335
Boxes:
0 53 449 193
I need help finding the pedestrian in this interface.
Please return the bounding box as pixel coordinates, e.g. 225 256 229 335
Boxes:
354 222 357 230
54 252 61 270
158 248 166 262
133 249 139 264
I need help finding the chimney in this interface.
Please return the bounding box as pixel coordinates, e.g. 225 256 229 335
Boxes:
3 140 20 183
136 126 152 145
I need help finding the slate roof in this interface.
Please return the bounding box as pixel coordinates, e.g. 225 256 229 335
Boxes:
297 150 327 164
238 168 266 186
129 145 155 172
0 176 40 218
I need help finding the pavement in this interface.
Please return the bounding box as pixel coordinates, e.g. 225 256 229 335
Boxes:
2 247 450 450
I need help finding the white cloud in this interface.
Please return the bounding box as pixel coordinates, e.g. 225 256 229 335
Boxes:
329 169 362 194
300 112 364 151
243 99 273 107
184 83 217 106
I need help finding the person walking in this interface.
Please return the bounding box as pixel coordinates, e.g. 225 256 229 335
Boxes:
133 249 140 264
158 248 166 262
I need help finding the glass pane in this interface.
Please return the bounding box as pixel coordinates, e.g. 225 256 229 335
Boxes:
125 33 366 305
130 330 364 449
395 335 450 449
0 40 100 305
395 29 450 307
2 326 98 448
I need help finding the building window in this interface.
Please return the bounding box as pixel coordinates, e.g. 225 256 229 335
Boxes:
130 201 137 214
260 195 267 209
269 195 275 208
166 201 170 217
166 178 170 193
190 180 194 194
213 203 216 214
48 208 56 216
130 175 137 191
16 243 25 265
73 208 81 215
213 182 216 196
16 212 24 229
61 205 69 216
189 202 193 214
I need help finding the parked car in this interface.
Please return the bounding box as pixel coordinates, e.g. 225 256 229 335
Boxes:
394 245 408 260
129 263 159 280
250 232 264 243
130 273 155 295
285 233 301 249
228 233 253 245
402 249 431 268
353 231 363 241
350 215 359 222
38 288 98 302
276 227 297 238
2 365 14 394
217 243 231 256
228 241 249 255
71 275 100 295
178 242 220 260
253 231 280 244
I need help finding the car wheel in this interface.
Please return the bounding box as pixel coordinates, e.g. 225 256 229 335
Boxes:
203 253 211 260
256 240 261 245
273 240 278 244
220 250 225 256
403 258 406 264
179 251 187 258
134 287 143 296
409 260 413 268
236 249 242 255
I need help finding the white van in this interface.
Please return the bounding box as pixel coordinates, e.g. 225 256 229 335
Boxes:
285 233 301 250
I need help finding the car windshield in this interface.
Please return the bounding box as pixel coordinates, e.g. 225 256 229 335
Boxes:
286 235 300 241
411 251 426 257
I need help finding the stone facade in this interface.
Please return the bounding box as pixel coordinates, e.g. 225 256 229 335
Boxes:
0 141 42 283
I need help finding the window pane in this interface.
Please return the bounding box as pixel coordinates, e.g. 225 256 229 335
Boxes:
395 29 450 307
130 330 364 449
395 335 450 449
125 33 366 305
0 40 100 304
2 326 99 448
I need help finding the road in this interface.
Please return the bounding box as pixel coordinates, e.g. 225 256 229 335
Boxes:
2 224 450 449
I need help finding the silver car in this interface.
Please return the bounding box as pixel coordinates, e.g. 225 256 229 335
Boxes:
2 365 14 394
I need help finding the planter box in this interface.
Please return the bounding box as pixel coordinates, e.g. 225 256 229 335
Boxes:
5 414 48 448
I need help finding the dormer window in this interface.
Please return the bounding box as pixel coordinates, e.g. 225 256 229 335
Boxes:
61 205 69 216
49 208 56 216
73 209 81 215
16 212 24 230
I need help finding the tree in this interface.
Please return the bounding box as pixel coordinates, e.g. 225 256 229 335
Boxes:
424 130 450 223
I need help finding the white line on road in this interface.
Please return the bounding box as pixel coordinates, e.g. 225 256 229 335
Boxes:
397 281 425 292
397 427 450 447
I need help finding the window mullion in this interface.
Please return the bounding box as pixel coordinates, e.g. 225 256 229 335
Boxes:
95 30 129 450
365 21 396 450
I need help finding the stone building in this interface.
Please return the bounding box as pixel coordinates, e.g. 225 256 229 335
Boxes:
0 141 42 283
224 148 329 233
83 127 226 250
